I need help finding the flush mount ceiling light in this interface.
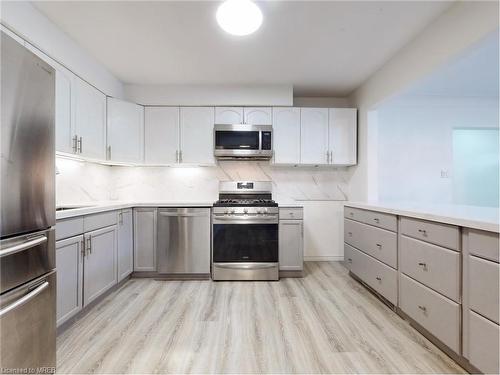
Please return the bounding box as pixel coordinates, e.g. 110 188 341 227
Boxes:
216 0 263 36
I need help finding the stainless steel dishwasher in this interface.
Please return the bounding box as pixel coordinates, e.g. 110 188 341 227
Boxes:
157 208 211 276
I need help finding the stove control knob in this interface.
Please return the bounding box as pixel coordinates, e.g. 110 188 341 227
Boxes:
224 209 228 215
257 208 262 214
230 209 235 214
243 208 248 214
264 208 268 213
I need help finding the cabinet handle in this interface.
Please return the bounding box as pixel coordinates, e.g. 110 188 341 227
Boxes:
347 258 352 263
77 137 83 153
119 212 123 225
348 232 352 237
72 136 78 153
175 150 179 163
326 151 330 163
81 239 86 257
418 262 427 269
107 145 111 160
330 151 333 163
179 150 182 163
418 305 427 312
418 229 427 235
376 276 381 281
349 212 354 216
375 243 382 249
86 236 92 255
373 218 380 223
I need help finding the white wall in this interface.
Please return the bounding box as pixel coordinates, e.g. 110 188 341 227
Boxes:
376 96 499 204
0 1 124 98
124 84 293 106
348 1 499 201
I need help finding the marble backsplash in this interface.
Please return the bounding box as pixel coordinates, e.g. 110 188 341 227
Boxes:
56 157 350 205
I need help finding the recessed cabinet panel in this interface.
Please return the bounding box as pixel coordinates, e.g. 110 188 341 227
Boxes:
215 107 243 124
300 108 329 164
180 107 215 165
134 208 157 272
279 219 303 271
329 108 357 165
244 107 272 125
273 107 300 164
144 107 179 164
107 98 144 163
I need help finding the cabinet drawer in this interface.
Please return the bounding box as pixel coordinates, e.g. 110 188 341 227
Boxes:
399 274 460 353
56 217 84 241
469 255 499 324
468 310 500 374
400 217 459 250
279 208 303 220
83 211 117 232
400 236 460 302
344 206 397 232
344 219 397 268
349 245 397 305
467 229 499 262
344 243 355 271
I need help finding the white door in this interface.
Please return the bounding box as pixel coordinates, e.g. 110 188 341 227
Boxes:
56 235 83 327
180 107 215 165
215 107 243 124
74 79 107 160
83 226 117 305
117 209 133 281
272 107 300 164
144 107 179 164
107 98 144 163
329 108 357 165
279 220 304 271
244 107 272 125
134 208 157 271
300 108 329 164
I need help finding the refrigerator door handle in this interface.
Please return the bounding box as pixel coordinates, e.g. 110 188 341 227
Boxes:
0 235 47 258
0 281 49 317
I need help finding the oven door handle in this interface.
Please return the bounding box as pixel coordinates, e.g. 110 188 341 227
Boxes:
0 281 49 317
215 263 277 270
213 215 278 221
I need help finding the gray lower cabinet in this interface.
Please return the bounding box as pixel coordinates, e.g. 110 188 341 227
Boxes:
133 208 157 272
117 209 133 281
55 235 84 326
83 225 118 305
279 219 303 271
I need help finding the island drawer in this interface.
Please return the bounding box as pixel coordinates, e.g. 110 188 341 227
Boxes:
344 243 355 271
344 219 397 268
279 208 303 220
468 310 500 374
399 274 460 353
83 211 118 232
349 245 397 305
344 206 397 232
400 217 459 251
400 236 460 302
469 255 499 324
467 228 499 262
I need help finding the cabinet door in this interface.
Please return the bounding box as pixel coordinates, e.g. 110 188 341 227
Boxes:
83 226 117 306
279 220 304 271
144 107 179 164
329 108 357 165
272 107 300 164
74 79 107 159
215 107 243 124
107 98 144 163
180 107 215 165
117 209 133 281
134 208 157 271
244 107 272 125
300 108 329 164
56 235 83 327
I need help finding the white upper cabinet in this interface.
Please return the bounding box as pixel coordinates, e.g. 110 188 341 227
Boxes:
300 108 329 164
243 107 272 125
180 107 215 165
144 107 179 164
328 108 357 166
107 98 144 163
74 79 107 160
272 107 301 164
215 107 243 124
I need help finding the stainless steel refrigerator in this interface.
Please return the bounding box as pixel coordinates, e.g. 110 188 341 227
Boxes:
0 31 56 371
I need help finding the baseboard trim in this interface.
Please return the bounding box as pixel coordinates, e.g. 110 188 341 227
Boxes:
304 256 344 262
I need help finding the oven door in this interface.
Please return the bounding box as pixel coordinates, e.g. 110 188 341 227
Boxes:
212 222 278 263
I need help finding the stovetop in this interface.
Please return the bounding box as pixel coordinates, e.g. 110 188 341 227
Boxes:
213 198 278 207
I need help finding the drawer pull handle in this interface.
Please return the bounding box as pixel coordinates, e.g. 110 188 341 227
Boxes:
418 229 427 235
418 305 427 312
373 218 380 223
418 262 427 267
348 232 352 237
349 212 354 216
376 276 381 281
376 243 382 249
347 258 352 263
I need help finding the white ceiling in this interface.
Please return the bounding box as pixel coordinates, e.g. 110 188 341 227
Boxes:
33 1 453 96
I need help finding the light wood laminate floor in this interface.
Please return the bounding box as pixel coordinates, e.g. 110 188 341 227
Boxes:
57 262 465 374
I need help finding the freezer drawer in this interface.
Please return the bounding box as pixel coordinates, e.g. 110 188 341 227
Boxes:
0 228 55 294
0 270 56 371
157 208 210 274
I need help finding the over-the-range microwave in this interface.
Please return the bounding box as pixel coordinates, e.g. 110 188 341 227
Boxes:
214 124 273 160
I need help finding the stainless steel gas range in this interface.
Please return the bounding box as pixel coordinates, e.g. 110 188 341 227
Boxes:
212 181 279 281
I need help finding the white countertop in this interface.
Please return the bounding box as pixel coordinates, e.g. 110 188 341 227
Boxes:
344 201 499 233
56 201 304 220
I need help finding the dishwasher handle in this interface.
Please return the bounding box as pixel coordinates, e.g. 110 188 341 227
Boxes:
158 209 209 217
